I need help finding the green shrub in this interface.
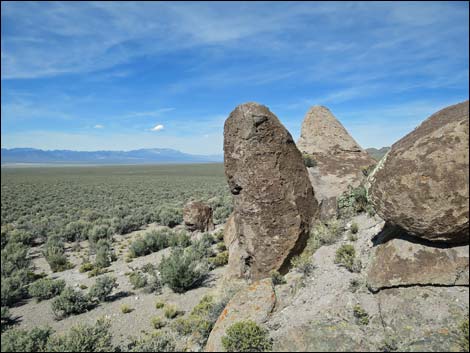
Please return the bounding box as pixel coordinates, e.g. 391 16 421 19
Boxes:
213 206 232 225
151 316 166 329
2 241 31 277
290 253 315 276
43 236 72 272
79 262 94 273
144 230 169 252
145 273 162 294
155 301 165 309
350 222 359 234
270 270 286 285
209 250 229 268
171 294 223 344
45 318 113 352
213 230 224 242
222 320 272 352
191 295 214 316
129 270 148 289
121 304 133 314
51 287 90 319
157 207 183 228
63 221 91 242
209 195 233 225
113 215 142 235
87 267 108 278
353 304 369 325
123 264 161 293
1 269 30 306
129 238 147 258
168 231 191 248
459 318 469 352
128 332 176 352
6 229 35 246
164 304 182 319
1 326 52 352
28 278 65 301
159 247 209 293
129 229 170 258
1 237 36 308
190 233 215 259
337 185 369 218
1 306 11 324
94 239 115 269
302 154 317 168
379 336 399 352
88 275 118 302
172 315 211 337
334 244 353 269
216 241 227 252
88 224 110 245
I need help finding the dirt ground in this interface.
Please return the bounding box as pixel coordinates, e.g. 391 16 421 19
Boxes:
9 223 227 348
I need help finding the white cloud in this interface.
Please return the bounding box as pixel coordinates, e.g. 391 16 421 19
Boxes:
94 124 104 129
151 124 164 131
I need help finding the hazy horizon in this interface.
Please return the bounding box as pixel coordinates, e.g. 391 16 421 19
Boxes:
2 1 469 155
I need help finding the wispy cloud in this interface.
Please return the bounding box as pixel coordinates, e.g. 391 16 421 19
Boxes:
1 2 468 153
94 124 104 129
125 108 175 119
150 124 164 131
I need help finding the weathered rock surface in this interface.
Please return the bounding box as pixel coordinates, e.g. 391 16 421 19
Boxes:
224 102 317 280
222 213 248 280
183 201 214 232
367 226 469 292
205 278 276 352
369 100 469 243
297 106 376 219
268 213 469 352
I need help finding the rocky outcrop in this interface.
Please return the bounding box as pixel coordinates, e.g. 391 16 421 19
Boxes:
224 102 317 280
267 213 469 352
297 106 376 219
183 201 214 232
205 279 276 352
369 101 469 243
367 226 469 292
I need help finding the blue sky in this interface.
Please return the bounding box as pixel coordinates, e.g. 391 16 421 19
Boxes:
1 1 468 155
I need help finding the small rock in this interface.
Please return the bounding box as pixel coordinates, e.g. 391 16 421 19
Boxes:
183 201 215 232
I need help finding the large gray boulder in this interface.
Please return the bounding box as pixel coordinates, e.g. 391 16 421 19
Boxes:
224 102 317 280
369 101 469 243
297 106 376 219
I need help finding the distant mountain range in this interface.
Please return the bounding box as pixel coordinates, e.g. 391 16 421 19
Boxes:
1 148 223 165
366 147 390 161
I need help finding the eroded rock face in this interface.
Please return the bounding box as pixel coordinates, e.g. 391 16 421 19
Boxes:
367 227 469 292
224 103 317 280
183 201 214 232
205 279 276 352
297 106 376 219
369 101 469 243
